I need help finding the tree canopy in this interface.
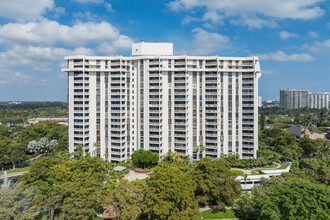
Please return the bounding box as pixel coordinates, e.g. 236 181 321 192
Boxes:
189 157 242 207
238 175 330 220
144 167 198 220
21 153 107 220
131 149 159 169
105 179 146 220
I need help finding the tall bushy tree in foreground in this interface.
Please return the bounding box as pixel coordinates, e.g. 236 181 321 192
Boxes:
131 149 159 168
144 167 198 220
189 157 242 207
21 153 107 220
0 183 39 220
7 140 26 169
105 179 146 220
237 175 330 220
0 136 11 170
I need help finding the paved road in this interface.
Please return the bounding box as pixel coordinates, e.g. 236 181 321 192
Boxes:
0 171 28 180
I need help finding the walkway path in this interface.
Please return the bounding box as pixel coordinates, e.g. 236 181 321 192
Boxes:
0 171 28 180
123 170 150 182
231 162 281 175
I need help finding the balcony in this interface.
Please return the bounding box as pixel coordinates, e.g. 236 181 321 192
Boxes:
149 146 160 151
205 139 218 143
149 121 161 125
205 110 218 113
149 140 162 144
149 127 161 131
174 121 187 125
149 133 161 137
174 146 187 150
242 121 254 124
242 127 254 131
150 109 161 113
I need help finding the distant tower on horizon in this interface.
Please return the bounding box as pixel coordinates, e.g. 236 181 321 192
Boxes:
258 96 262 107
280 89 309 110
309 92 329 110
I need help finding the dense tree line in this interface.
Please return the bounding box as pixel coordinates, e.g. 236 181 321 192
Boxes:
1 152 242 220
259 107 329 130
243 125 330 219
0 122 68 169
0 102 67 124
237 174 329 219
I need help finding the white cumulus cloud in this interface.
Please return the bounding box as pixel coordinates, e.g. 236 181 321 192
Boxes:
0 0 54 21
257 51 314 61
168 0 325 28
189 28 231 55
73 0 104 3
308 31 319 38
0 45 94 70
0 19 132 49
279 31 300 40
0 69 32 85
305 39 330 54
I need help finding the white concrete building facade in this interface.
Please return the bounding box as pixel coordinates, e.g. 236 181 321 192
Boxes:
309 92 329 110
62 42 261 162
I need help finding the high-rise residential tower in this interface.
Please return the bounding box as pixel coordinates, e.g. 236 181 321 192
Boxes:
309 92 329 110
280 89 309 110
62 42 261 162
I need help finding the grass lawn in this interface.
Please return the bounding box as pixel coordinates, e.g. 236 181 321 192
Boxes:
230 170 245 176
0 166 30 175
192 209 238 220
279 162 290 169
257 162 290 170
261 163 277 168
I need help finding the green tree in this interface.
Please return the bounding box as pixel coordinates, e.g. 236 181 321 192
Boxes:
299 136 318 157
260 112 266 130
144 167 198 220
190 157 242 207
238 175 330 220
7 140 26 169
46 125 68 140
272 131 302 160
105 179 145 220
0 136 11 170
21 153 107 220
0 183 39 220
57 170 104 219
27 137 58 155
298 158 330 185
0 125 9 137
131 149 159 168
21 156 58 219
52 135 68 153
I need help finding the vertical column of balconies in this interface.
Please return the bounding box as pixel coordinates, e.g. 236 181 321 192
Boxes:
109 60 127 162
148 59 163 154
204 60 219 158
173 59 189 155
241 63 255 158
72 58 90 153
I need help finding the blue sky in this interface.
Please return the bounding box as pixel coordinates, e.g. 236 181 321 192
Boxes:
0 0 329 101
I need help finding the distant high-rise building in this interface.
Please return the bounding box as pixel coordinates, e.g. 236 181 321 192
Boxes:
309 92 329 110
258 96 262 107
280 89 309 110
62 42 262 162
